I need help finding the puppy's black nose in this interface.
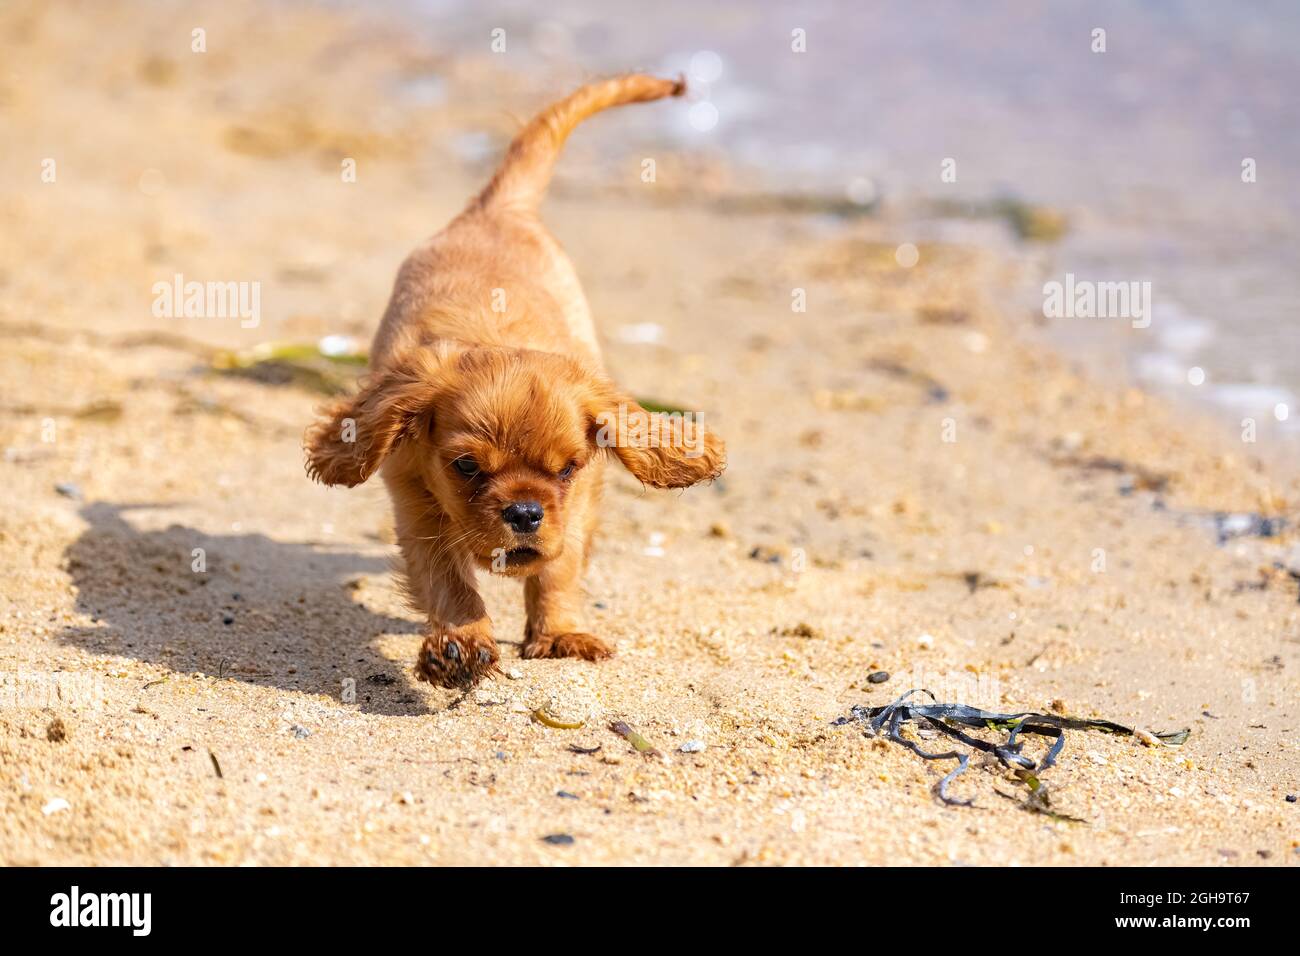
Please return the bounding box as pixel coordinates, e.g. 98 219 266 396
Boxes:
501 501 544 534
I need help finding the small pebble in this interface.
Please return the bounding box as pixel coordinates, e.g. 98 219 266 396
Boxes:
222 615 234 626
784 622 819 639
917 633 935 649
1286 794 1296 803
866 670 890 684
46 717 68 742
541 833 574 846
54 482 83 500
556 790 580 800
42 797 71 816
506 668 524 680
679 740 706 753
291 724 311 738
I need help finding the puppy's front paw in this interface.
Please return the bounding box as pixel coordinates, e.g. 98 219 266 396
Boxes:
522 632 613 661
416 627 500 688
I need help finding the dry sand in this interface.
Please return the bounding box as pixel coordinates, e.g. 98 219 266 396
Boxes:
1 0 1298 865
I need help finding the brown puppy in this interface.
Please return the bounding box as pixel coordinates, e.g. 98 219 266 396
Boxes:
305 75 725 688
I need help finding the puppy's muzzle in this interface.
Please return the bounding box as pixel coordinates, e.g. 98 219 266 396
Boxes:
501 500 544 534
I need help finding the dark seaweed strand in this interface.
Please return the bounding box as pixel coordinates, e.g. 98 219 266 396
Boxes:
885 693 979 805
882 705 975 806
840 688 1187 807
923 714 1036 771
1019 724 1068 772
858 690 984 805
1003 716 1031 751
934 754 973 806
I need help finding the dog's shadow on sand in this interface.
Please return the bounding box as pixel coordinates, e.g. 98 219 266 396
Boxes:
58 502 428 715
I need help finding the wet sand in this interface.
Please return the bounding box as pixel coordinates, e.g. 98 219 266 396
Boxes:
1 0 1297 865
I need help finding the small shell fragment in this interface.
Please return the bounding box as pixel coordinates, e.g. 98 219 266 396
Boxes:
1133 727 1161 747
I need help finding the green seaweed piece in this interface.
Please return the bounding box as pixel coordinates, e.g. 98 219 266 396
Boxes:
532 707 585 730
633 397 691 415
211 340 368 395
609 720 662 757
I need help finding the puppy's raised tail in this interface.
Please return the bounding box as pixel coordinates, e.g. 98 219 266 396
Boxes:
475 74 685 213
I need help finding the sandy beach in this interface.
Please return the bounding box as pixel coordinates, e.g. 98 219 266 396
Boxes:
1 0 1298 866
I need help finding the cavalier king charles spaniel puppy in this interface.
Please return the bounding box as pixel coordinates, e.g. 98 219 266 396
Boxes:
305 75 725 687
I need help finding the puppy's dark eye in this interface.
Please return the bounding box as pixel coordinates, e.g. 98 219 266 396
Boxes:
453 457 480 478
558 461 577 481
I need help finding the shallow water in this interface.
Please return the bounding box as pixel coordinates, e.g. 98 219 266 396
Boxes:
395 0 1300 450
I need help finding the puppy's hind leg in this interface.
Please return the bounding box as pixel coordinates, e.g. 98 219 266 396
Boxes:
522 543 611 661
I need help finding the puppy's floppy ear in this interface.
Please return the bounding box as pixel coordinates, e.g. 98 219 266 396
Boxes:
584 380 726 489
304 354 442 487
